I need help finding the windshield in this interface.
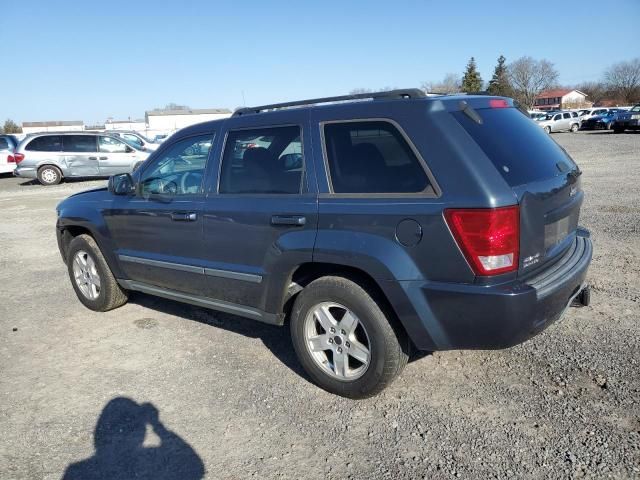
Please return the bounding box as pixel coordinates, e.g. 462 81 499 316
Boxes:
135 132 154 143
630 105 640 112
452 107 577 187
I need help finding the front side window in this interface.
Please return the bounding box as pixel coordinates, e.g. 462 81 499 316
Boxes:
219 126 303 194
99 136 131 153
553 114 561 121
323 121 429 194
26 135 63 152
139 134 213 196
63 135 97 153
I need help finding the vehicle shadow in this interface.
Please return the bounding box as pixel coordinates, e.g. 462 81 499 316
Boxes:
18 177 109 187
128 292 310 381
62 397 205 480
128 292 429 383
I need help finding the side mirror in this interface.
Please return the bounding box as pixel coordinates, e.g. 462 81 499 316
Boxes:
108 173 135 195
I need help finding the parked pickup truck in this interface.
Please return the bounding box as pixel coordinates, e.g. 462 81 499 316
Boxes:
56 90 592 398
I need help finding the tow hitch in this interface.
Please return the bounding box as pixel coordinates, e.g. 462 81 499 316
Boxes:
571 284 591 307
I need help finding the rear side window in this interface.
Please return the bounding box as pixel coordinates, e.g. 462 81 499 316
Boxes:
563 113 571 119
63 135 97 153
26 136 63 152
219 126 303 194
0 138 10 150
452 107 576 187
323 121 429 194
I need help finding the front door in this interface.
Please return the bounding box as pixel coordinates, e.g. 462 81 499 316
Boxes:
201 113 318 313
104 132 216 296
62 135 100 176
98 136 141 176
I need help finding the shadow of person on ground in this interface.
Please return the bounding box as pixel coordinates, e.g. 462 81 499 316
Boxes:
62 397 204 480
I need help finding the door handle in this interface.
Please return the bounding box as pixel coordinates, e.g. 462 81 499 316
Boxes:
99 156 108 160
88 156 97 160
271 215 306 226
171 212 197 221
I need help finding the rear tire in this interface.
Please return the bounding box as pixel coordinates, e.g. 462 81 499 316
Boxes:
66 234 128 312
613 126 624 134
37 165 62 185
290 276 409 399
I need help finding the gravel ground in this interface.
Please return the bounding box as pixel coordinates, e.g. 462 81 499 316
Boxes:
0 131 638 480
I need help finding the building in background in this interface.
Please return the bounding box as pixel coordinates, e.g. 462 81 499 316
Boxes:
534 89 592 111
21 120 84 134
145 108 231 136
104 119 147 132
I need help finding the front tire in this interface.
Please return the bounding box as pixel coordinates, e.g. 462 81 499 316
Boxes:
290 276 409 398
37 165 62 185
66 234 128 311
544 126 551 134
570 123 579 133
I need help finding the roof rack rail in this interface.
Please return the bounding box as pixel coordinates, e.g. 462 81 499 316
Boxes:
233 88 425 116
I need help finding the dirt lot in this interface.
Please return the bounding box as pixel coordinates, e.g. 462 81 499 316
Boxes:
0 131 638 480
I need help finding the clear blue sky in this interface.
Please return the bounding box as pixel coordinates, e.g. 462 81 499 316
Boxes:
2 0 638 124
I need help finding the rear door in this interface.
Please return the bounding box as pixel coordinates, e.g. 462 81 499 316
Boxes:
62 135 100 176
200 111 318 313
451 103 583 276
98 136 139 175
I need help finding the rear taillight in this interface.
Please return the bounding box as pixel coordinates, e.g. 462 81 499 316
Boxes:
13 153 24 164
444 206 519 276
7 154 15 163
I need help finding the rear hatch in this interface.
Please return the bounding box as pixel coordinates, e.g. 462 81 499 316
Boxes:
450 98 583 277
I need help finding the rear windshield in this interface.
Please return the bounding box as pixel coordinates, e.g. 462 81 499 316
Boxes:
452 107 577 187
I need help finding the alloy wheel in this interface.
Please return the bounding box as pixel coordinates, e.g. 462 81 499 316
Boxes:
303 302 371 380
72 250 101 300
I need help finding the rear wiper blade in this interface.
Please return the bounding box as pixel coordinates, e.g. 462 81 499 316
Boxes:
459 101 483 125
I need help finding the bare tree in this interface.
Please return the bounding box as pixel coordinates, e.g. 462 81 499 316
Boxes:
575 81 609 105
604 58 640 104
421 73 460 94
508 56 559 110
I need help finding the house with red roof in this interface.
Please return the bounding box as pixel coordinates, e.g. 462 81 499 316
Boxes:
534 89 592 111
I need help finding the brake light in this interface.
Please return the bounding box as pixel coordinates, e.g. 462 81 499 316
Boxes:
7 154 15 163
444 206 519 275
13 153 24 164
489 99 509 108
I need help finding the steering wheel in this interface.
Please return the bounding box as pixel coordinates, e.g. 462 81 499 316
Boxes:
156 179 177 195
180 171 203 194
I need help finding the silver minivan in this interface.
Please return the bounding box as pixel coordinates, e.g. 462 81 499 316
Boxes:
13 133 150 185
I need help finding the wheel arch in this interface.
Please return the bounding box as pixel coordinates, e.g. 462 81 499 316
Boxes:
279 262 415 348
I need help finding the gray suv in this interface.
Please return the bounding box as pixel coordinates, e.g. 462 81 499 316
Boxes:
56 90 592 398
14 132 150 185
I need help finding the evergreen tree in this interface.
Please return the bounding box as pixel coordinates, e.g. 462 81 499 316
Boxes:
487 55 513 97
461 57 483 93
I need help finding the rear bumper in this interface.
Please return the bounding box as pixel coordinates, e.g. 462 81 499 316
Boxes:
394 229 592 351
13 166 37 178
